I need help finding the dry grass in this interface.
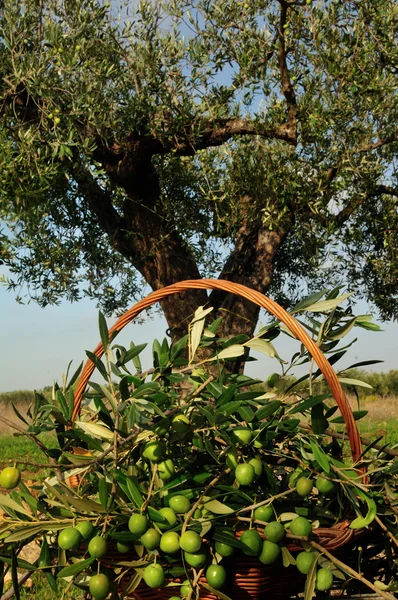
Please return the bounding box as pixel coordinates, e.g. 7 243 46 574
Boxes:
344 394 398 445
349 394 398 421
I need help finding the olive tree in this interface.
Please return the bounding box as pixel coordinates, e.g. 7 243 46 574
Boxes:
0 0 397 338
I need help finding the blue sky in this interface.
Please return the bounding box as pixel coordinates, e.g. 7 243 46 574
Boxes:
1 283 397 393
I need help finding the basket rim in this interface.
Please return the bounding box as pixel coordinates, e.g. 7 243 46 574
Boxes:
70 278 363 464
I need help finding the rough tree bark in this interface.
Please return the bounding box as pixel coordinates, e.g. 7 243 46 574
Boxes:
74 141 288 339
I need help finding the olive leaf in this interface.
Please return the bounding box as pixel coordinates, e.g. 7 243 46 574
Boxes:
57 557 95 578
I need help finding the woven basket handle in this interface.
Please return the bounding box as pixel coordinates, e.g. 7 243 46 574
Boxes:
72 279 363 463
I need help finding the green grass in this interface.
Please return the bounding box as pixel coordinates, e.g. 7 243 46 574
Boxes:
0 434 59 478
8 572 83 600
357 418 398 446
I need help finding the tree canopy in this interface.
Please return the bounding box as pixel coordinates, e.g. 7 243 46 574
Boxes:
0 0 397 337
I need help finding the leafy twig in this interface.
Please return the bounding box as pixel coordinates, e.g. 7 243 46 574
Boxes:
374 515 398 550
236 487 295 514
141 464 158 513
181 468 231 536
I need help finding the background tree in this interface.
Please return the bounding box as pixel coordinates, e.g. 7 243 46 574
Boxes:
0 0 397 339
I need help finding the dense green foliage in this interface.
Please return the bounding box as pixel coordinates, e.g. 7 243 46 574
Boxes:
0 0 397 335
257 369 398 399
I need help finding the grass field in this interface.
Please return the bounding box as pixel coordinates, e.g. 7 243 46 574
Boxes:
346 395 398 446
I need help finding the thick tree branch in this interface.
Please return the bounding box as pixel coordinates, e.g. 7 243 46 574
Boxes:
68 164 136 259
209 200 290 341
169 117 298 154
334 184 398 227
69 161 208 335
356 130 398 153
93 115 297 179
374 184 398 197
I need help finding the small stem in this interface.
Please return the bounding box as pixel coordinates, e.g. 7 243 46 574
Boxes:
310 540 396 600
186 567 204 600
236 487 295 514
188 376 215 399
181 468 231 536
375 515 398 550
141 464 158 513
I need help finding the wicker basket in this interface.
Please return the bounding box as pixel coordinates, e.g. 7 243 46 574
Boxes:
69 279 366 600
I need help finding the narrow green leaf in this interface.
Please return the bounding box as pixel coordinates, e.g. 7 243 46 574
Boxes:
304 553 319 600
330 410 368 424
338 378 373 389
213 345 245 361
281 546 296 567
17 483 39 516
289 394 330 414
212 530 244 550
98 311 109 351
0 494 32 517
189 306 213 363
99 385 117 413
57 557 95 578
63 429 103 452
291 289 328 313
219 401 241 416
98 479 110 509
217 385 237 408
202 498 234 515
350 489 377 529
328 318 357 340
85 351 108 380
45 572 58 593
75 420 113 441
147 506 167 523
255 400 281 420
126 478 144 508
197 406 215 426
122 571 142 595
11 548 20 600
299 293 353 313
123 343 147 366
311 403 328 435
309 440 330 473
238 405 255 422
65 496 107 514
244 338 276 357
66 361 84 389
0 555 37 571
355 321 383 331
67 388 75 421
56 390 69 419
38 537 51 570
204 438 219 463
130 382 160 398
11 402 29 425
43 482 72 510
344 359 383 370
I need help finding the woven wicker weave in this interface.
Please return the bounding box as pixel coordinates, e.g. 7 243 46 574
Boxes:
69 279 365 600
